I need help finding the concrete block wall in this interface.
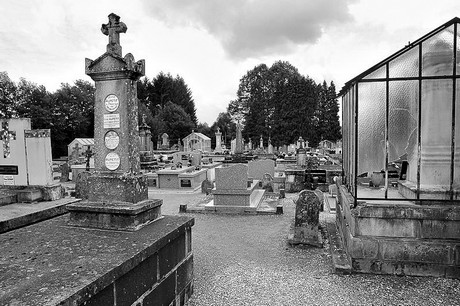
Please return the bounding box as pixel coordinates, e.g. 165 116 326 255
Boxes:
335 184 460 278
84 226 194 306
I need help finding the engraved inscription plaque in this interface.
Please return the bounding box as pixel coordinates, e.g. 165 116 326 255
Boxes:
104 94 119 112
105 152 120 170
103 114 120 129
104 130 119 149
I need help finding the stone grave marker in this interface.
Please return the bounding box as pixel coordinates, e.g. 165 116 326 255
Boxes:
60 162 70 182
191 151 202 167
0 118 54 186
201 179 213 195
248 159 275 181
67 13 162 231
215 163 248 190
288 190 323 247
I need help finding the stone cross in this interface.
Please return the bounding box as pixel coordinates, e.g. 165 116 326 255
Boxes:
101 13 127 56
0 121 16 158
85 146 93 171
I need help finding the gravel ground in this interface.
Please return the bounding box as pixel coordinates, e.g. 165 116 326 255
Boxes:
151 190 460 306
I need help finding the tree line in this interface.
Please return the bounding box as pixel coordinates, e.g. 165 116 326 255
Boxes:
0 60 341 157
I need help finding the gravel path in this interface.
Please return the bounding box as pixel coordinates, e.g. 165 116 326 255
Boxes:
151 191 460 306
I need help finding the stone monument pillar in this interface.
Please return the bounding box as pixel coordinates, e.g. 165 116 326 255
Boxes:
259 135 263 149
268 137 273 154
215 127 222 153
139 114 152 152
235 122 243 154
67 13 162 231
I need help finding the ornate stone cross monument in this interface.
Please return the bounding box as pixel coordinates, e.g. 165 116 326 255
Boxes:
68 13 162 231
101 13 127 56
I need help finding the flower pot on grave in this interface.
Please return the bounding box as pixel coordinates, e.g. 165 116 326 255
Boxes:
370 172 384 188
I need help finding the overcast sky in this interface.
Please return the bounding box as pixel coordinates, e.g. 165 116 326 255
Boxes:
1 0 460 124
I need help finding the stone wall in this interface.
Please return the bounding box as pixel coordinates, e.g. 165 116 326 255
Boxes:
0 215 194 305
335 184 460 278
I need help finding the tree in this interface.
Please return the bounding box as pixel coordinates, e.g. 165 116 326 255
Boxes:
14 78 54 130
138 72 198 126
51 80 95 157
0 72 17 118
229 61 317 147
271 75 318 146
153 101 195 148
210 112 236 149
316 81 341 143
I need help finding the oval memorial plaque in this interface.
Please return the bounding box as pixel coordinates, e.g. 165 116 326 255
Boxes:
105 152 120 170
104 130 119 150
104 94 119 112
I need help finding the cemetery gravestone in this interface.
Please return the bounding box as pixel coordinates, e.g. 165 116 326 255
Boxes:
288 190 322 247
67 13 162 231
215 128 222 153
0 119 54 187
248 159 275 181
60 162 70 182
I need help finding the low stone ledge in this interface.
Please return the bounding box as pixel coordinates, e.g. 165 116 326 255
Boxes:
0 214 194 306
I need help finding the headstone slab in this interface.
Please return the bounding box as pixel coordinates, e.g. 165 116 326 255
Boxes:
215 164 248 190
248 159 275 180
288 190 322 247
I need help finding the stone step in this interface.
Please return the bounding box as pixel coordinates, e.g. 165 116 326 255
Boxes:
326 220 352 274
0 191 18 206
250 189 266 208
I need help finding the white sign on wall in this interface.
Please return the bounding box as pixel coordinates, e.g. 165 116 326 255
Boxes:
3 175 14 185
103 114 120 129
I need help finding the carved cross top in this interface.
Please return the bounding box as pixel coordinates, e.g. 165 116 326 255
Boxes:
101 13 127 56
0 121 16 158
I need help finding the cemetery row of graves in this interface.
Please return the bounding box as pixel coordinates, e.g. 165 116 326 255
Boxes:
0 13 459 306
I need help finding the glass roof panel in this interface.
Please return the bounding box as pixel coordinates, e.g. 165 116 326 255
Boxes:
422 25 454 76
389 45 419 78
362 65 386 80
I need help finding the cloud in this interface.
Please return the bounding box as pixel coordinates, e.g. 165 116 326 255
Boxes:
143 0 356 60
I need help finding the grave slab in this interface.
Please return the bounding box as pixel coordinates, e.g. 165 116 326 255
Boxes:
0 214 194 306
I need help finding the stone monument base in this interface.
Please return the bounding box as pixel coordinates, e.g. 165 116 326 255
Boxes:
398 180 460 202
288 225 323 247
67 199 162 231
86 173 148 203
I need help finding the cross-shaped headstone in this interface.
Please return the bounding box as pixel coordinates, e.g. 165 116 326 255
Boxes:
101 13 127 56
85 146 93 171
0 121 16 158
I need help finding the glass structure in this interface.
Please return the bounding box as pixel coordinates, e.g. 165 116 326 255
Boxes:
340 18 460 205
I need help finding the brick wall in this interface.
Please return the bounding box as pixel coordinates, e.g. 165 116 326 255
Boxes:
84 226 194 306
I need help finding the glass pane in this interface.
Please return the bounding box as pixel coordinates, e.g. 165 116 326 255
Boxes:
420 79 453 198
389 46 419 78
388 80 419 198
454 80 460 198
457 24 460 75
357 82 386 198
422 25 454 76
363 65 386 80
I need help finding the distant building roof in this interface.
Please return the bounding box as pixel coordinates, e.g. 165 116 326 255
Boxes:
183 132 211 141
68 138 94 147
